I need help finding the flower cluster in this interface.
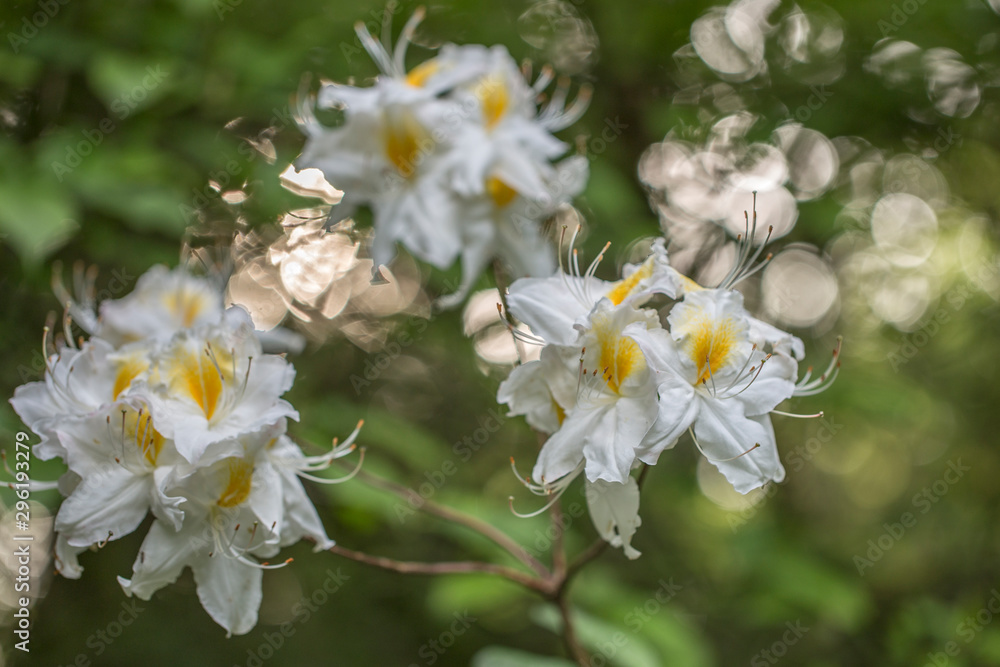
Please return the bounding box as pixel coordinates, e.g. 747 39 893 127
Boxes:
499 216 838 559
10 265 359 635
296 9 590 307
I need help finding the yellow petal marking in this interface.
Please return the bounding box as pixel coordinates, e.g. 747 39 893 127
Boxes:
593 315 645 395
166 347 232 421
382 109 431 178
163 288 209 328
475 75 509 131
553 400 566 426
486 176 518 208
122 408 165 466
217 457 254 508
684 313 739 385
112 356 149 400
606 258 655 306
406 60 440 88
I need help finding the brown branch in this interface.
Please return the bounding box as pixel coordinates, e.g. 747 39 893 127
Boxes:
336 461 550 577
329 545 551 594
557 593 591 666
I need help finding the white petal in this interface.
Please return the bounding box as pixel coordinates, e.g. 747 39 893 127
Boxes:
693 397 784 493
585 478 642 560
581 395 656 484
191 550 263 637
118 519 203 601
54 534 86 579
56 468 150 547
506 273 603 346
736 353 797 416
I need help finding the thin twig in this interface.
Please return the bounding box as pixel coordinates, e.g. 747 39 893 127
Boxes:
557 592 591 666
550 498 567 578
333 459 550 577
329 545 552 594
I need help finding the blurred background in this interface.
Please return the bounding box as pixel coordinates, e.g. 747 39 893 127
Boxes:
1 0 1000 664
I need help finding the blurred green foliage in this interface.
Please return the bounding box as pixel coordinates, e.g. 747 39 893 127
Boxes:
2 0 1000 665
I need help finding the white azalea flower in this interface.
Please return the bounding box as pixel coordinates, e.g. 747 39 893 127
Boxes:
10 336 153 460
52 398 186 552
439 156 588 309
630 288 796 493
297 11 590 308
497 344 578 435
262 418 363 551
136 308 298 464
96 265 225 347
118 429 284 637
530 300 664 486
296 12 484 273
505 233 680 346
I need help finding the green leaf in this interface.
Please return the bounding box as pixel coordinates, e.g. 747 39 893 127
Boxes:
0 174 77 265
472 646 575 667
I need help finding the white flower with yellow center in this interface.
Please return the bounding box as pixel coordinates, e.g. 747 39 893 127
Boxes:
296 12 487 275
50 399 186 572
263 420 363 551
534 302 661 485
10 336 153 460
136 308 298 464
96 265 224 347
439 156 589 309
629 288 797 493
505 233 680 346
117 428 285 637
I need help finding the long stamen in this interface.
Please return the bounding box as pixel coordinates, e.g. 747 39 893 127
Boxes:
393 6 425 77
690 427 761 462
771 409 824 419
354 22 394 75
721 355 771 399
296 446 366 484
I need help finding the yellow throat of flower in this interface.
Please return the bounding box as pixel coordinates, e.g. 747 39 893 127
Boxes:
217 457 254 508
606 256 657 306
382 108 432 178
112 354 150 400
475 74 509 131
163 287 211 329
592 315 645 395
405 60 439 88
486 176 518 208
683 313 739 385
121 408 165 466
164 344 235 421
